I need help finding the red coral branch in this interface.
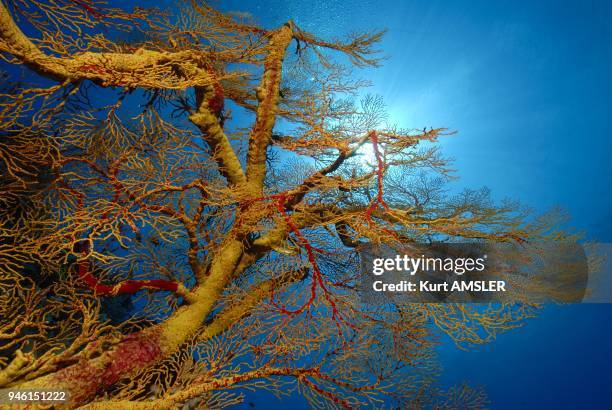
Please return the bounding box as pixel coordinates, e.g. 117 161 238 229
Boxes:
69 0 105 19
268 194 358 336
364 130 390 222
74 241 179 296
301 376 358 410
361 130 400 242
60 177 180 296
